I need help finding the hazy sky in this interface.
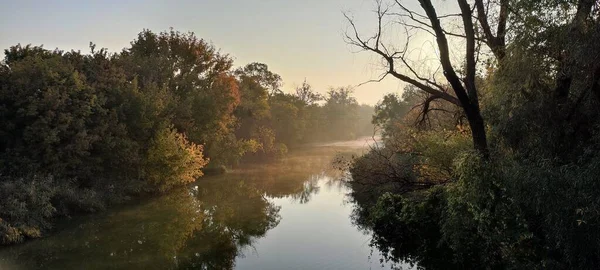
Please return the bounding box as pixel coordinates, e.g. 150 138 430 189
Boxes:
0 0 442 105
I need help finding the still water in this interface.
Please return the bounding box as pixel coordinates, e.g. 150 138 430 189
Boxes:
0 138 407 270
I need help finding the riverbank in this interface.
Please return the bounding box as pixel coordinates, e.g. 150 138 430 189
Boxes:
0 141 405 270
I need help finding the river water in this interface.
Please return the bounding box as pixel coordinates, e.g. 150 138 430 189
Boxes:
0 137 408 270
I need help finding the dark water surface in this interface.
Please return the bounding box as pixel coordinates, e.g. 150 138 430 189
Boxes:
0 138 407 270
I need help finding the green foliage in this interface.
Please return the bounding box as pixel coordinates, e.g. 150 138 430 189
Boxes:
0 29 377 246
0 47 106 178
0 175 55 245
372 93 411 136
442 153 530 268
351 145 600 268
367 189 456 269
235 62 282 95
0 30 234 245
347 3 600 265
322 87 360 140
144 127 208 193
269 93 305 146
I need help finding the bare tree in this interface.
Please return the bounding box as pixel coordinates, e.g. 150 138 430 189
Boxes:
344 0 513 156
345 0 600 156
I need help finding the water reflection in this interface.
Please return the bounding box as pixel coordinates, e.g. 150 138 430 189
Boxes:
0 178 283 270
0 144 395 270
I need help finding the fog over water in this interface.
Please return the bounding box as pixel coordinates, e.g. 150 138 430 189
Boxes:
0 138 410 270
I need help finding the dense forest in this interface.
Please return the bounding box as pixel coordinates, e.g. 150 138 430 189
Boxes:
343 0 600 269
0 30 374 245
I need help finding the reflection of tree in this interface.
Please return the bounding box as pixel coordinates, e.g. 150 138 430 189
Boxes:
0 181 281 270
177 180 281 269
290 175 320 204
348 187 452 270
0 146 359 269
237 147 349 203
0 188 205 270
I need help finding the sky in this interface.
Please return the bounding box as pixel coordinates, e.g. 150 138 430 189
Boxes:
0 0 443 105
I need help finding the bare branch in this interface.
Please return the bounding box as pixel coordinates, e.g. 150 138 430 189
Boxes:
343 11 461 106
345 0 489 154
474 0 507 59
357 72 389 87
398 56 447 93
474 0 494 43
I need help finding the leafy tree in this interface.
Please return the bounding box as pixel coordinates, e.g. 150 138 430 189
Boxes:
269 93 306 147
120 29 241 164
0 29 376 246
236 62 282 96
295 79 323 105
347 0 600 268
322 87 360 140
144 127 208 193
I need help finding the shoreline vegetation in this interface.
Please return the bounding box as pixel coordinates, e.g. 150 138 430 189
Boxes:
0 29 375 245
341 0 600 269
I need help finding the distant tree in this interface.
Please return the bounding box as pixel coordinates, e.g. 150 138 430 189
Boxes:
269 93 306 146
372 93 410 135
322 87 360 140
236 62 282 96
294 79 322 105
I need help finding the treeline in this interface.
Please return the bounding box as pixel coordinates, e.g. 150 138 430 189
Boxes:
0 29 374 245
345 0 600 269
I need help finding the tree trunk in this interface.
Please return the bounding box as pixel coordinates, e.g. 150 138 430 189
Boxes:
420 0 490 157
465 106 489 157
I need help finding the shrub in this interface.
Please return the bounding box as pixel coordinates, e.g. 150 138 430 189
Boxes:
0 175 56 244
144 127 208 193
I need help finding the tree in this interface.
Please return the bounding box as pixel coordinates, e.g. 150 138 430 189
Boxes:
144 127 208 192
120 29 241 164
294 79 323 105
235 62 282 96
269 93 305 146
372 93 410 136
347 1 600 268
0 30 235 244
344 0 514 156
322 87 360 140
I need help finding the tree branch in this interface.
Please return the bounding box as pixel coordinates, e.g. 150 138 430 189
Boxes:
458 0 478 106
474 0 507 60
343 11 461 106
418 0 471 108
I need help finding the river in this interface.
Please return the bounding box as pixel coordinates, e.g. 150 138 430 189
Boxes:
0 137 409 270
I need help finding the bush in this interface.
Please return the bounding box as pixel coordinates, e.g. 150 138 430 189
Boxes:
352 148 600 269
144 127 208 193
0 175 56 245
367 188 456 269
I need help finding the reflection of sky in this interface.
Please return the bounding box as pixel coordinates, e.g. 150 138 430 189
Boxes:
0 140 415 269
1 0 458 105
236 176 411 270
